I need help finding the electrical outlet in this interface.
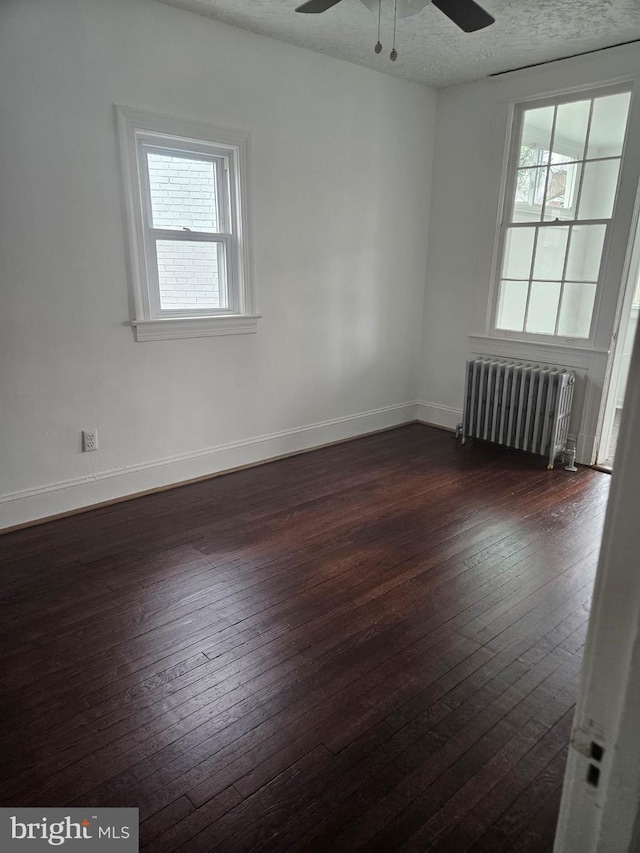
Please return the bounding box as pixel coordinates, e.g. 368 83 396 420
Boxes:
82 429 98 452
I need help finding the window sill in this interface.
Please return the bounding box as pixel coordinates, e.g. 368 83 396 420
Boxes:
131 314 261 341
469 334 609 369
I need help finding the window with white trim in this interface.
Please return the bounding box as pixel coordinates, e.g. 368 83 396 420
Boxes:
493 88 631 342
117 107 258 341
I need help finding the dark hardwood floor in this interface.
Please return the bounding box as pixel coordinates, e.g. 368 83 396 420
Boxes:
0 424 610 851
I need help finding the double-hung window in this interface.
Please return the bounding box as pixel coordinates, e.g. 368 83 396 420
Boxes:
117 107 258 341
493 88 631 342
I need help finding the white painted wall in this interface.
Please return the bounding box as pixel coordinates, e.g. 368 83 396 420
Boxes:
417 43 640 459
0 0 436 529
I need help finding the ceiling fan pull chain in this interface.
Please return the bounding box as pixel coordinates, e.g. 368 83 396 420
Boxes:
390 0 398 60
374 0 382 53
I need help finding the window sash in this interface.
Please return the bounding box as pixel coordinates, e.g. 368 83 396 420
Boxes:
148 234 233 316
142 144 229 233
497 221 610 339
138 142 238 318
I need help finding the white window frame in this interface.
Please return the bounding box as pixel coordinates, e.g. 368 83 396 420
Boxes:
116 106 259 341
489 84 631 347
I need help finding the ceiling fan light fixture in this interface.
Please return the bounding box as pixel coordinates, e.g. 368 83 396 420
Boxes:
360 0 431 18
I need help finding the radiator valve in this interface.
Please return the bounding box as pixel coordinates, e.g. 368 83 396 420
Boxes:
564 446 578 472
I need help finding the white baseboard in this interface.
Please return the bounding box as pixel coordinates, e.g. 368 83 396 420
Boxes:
0 402 418 531
416 401 463 431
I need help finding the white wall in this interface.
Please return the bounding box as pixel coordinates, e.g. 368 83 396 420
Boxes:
417 43 640 459
0 0 436 529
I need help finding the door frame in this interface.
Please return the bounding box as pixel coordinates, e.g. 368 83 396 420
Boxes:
554 308 640 852
595 188 640 466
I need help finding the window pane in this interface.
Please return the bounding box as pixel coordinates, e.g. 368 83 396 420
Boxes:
513 167 546 221
557 282 597 338
553 99 590 162
542 161 581 221
566 224 606 281
532 226 568 279
147 151 220 232
586 92 631 159
521 106 553 166
156 240 226 310
502 227 535 279
526 281 561 334
577 159 620 220
496 280 528 331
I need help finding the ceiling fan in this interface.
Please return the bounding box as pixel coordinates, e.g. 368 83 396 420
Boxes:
295 0 495 34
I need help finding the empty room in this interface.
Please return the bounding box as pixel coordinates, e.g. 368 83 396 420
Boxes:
3 0 640 850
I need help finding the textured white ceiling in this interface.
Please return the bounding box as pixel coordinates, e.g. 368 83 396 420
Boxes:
156 0 640 88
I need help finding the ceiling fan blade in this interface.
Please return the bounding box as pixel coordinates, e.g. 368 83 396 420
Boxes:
432 0 494 32
295 0 344 12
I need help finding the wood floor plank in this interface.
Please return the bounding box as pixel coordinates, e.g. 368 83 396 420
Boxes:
462 733 571 853
286 644 582 853
0 425 609 852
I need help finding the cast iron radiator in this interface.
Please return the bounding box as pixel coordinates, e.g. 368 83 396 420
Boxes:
460 358 575 469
